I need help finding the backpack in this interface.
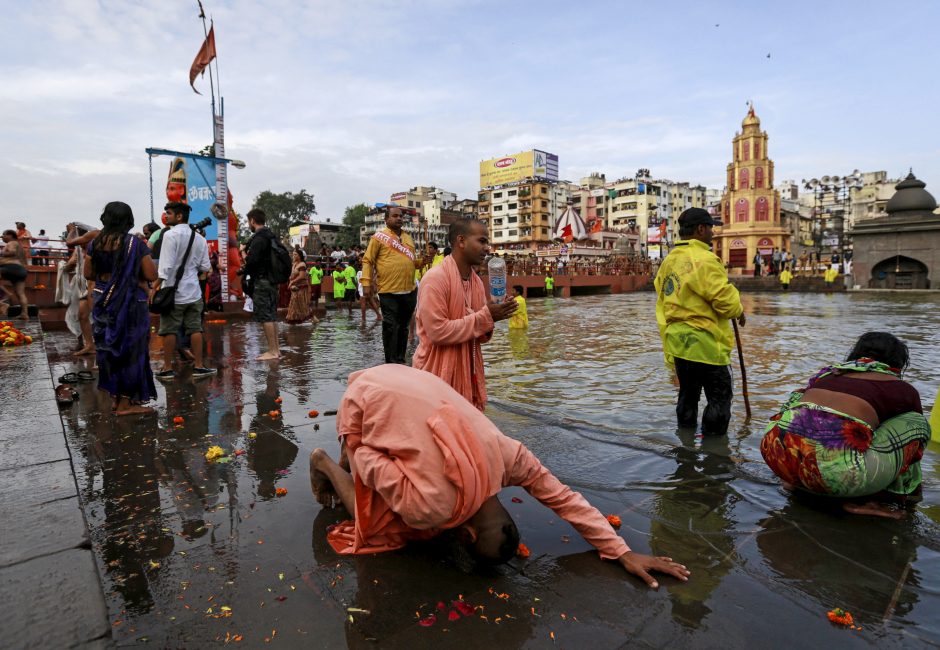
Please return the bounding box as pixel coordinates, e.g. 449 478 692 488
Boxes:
150 226 172 260
268 235 292 284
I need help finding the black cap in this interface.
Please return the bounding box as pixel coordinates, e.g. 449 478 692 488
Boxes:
678 207 722 228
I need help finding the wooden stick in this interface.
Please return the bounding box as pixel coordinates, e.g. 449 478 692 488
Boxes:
732 319 751 419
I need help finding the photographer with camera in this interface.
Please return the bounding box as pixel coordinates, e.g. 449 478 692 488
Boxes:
152 202 216 381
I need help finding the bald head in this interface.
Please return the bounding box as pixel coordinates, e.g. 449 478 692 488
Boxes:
448 218 486 246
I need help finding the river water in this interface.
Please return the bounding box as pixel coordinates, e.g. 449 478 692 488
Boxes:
47 291 940 648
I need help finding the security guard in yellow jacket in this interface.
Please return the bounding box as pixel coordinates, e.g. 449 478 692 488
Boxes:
654 208 745 435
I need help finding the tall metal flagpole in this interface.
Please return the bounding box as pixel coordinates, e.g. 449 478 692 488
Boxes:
197 0 229 301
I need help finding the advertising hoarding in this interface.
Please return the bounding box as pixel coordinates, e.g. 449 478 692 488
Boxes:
479 149 558 187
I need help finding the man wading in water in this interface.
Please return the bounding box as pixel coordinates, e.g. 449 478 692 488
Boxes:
654 208 745 436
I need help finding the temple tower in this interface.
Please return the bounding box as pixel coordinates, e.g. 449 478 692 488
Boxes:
715 105 788 273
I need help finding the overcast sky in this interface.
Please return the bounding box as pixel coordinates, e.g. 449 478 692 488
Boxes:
3 0 938 235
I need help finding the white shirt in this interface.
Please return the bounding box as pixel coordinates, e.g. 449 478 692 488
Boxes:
158 223 211 304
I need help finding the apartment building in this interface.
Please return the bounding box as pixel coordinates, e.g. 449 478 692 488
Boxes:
478 180 572 251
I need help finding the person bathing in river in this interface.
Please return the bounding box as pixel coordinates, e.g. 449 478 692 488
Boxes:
310 364 691 588
760 332 931 518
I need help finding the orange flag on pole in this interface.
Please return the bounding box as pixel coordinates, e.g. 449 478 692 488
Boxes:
189 25 216 95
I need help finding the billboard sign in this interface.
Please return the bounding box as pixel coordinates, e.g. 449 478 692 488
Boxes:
479 149 558 187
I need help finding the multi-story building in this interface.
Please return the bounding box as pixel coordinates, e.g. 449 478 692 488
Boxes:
478 179 572 251
715 106 788 273
360 185 465 248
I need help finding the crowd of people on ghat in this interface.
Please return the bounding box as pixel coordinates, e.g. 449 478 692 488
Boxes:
14 202 936 589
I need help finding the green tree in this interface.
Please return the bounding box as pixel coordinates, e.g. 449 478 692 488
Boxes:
337 203 370 249
250 189 317 239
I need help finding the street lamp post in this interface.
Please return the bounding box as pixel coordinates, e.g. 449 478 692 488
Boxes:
802 170 862 273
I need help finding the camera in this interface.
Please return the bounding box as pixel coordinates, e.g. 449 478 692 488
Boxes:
191 216 213 231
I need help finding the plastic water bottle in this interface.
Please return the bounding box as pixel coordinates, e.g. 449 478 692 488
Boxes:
488 256 507 304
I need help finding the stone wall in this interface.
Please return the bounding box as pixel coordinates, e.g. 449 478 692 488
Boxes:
852 227 940 290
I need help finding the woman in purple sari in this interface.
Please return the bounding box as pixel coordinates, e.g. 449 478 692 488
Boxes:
84 202 158 415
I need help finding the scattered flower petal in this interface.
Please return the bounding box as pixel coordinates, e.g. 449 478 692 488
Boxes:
418 614 437 627
205 446 226 461
606 514 622 528
827 607 855 626
517 543 531 558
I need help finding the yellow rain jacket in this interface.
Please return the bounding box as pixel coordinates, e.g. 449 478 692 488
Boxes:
779 269 793 285
654 239 743 369
930 384 940 443
824 267 839 283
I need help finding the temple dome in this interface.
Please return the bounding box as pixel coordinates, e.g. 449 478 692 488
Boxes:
742 105 760 129
886 172 937 215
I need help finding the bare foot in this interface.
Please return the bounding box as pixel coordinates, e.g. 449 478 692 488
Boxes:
843 501 906 520
17 313 28 321
115 405 155 416
309 450 337 507
256 351 281 361
75 346 96 356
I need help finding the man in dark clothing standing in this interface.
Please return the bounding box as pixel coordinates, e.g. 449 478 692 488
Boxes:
241 209 281 360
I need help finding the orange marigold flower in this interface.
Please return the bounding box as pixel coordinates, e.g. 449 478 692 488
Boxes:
516 542 531 558
173 416 185 424
308 410 319 418
275 487 288 496
606 514 622 528
826 608 854 626
274 397 283 404
269 410 280 417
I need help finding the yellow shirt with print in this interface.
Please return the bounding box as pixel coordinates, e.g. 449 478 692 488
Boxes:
654 239 743 368
360 228 423 294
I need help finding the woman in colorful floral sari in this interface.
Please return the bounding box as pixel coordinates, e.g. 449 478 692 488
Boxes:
84 202 158 416
761 332 930 519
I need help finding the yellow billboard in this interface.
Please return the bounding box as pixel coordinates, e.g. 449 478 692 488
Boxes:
480 151 534 187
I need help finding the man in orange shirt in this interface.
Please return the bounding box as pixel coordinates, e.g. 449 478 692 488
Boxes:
412 218 515 410
310 364 691 588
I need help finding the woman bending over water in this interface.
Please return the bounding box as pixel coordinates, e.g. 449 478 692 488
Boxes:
761 332 930 519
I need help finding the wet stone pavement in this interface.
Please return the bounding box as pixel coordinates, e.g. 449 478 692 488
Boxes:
32 293 940 647
0 320 109 649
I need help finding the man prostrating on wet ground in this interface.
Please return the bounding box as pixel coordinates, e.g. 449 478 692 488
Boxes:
309 364 691 588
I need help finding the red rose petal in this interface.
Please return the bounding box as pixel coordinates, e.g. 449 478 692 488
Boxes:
511 497 523 503
448 610 461 622
454 601 475 617
418 614 437 627
436 601 446 610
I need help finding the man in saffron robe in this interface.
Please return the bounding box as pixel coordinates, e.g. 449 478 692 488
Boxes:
412 218 516 410
310 364 691 588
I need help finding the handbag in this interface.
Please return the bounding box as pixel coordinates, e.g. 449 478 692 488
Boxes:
149 228 196 315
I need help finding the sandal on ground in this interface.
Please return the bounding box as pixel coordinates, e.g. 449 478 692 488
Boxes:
58 372 79 384
55 384 74 406
77 370 95 382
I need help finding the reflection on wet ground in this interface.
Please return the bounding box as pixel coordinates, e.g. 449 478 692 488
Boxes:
47 292 940 647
